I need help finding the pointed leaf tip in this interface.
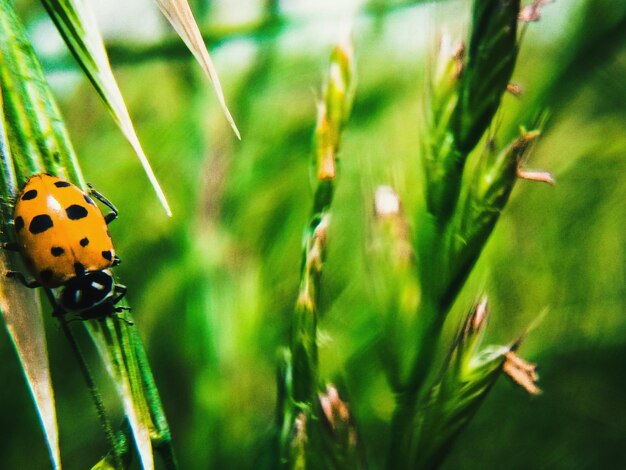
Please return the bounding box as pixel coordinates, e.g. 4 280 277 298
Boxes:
154 0 241 139
127 137 172 217
42 0 172 216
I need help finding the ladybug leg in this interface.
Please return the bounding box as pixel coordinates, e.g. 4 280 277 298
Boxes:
1 242 20 251
87 184 118 224
6 271 41 288
112 256 122 267
61 315 83 325
114 310 134 326
112 284 127 303
52 305 66 318
118 317 134 326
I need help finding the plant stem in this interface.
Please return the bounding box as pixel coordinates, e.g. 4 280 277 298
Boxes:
387 395 416 470
387 298 441 469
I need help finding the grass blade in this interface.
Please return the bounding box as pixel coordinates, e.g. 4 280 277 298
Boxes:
154 0 240 139
40 0 172 216
0 4 71 467
0 0 82 183
0 2 167 466
0 256 60 470
87 320 154 470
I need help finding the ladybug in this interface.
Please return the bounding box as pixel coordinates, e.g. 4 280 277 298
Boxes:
3 173 129 321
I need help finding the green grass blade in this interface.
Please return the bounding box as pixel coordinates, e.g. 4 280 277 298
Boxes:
0 3 75 466
87 320 155 470
0 2 169 466
0 88 17 196
131 327 178 469
40 0 172 216
0 0 82 184
154 0 240 139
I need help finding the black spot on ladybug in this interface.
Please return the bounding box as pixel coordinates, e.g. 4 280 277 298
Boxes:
51 247 64 257
80 237 89 247
39 269 54 283
14 216 24 231
84 195 96 206
74 262 85 276
101 250 113 261
66 204 88 220
54 181 71 188
22 189 38 200
29 214 53 234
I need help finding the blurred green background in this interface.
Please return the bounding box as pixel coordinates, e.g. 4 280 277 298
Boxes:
1 0 625 468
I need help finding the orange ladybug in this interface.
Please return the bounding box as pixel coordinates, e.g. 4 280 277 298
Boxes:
4 174 128 321
12 173 117 286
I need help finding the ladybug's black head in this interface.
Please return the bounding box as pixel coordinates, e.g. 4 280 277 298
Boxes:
58 270 117 319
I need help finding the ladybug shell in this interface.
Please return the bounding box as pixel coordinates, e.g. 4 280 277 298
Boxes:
13 174 116 288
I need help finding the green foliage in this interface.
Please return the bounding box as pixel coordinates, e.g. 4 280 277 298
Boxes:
0 0 625 469
278 37 359 469
0 0 80 184
455 0 519 152
424 0 520 223
0 0 178 468
40 0 172 216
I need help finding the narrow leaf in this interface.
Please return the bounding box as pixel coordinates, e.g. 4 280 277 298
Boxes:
40 0 172 216
0 5 67 466
0 0 83 183
86 320 154 470
0 256 61 470
154 0 241 139
0 3 159 466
